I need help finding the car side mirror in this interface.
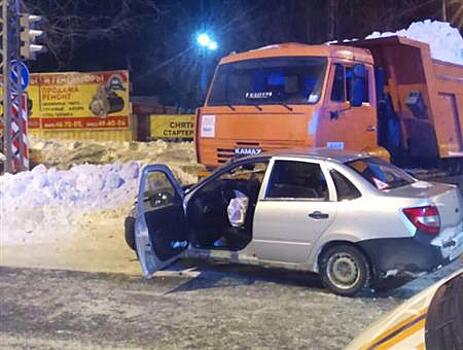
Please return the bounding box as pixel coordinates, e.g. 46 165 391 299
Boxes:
350 64 366 107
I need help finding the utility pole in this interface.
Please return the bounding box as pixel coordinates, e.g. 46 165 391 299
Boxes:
327 0 337 41
442 0 448 22
1 0 21 174
1 2 45 174
199 0 206 100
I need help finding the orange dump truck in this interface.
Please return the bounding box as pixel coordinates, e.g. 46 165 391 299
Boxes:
196 36 463 172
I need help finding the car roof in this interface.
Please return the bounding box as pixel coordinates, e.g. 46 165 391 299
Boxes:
233 148 369 165
187 148 370 194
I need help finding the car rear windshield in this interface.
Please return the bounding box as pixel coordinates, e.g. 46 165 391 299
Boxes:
208 56 327 106
345 157 415 190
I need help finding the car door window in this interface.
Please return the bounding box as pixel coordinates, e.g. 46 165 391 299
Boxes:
266 160 328 200
218 161 268 183
330 169 361 200
192 161 269 208
346 157 414 190
216 161 269 204
144 171 181 210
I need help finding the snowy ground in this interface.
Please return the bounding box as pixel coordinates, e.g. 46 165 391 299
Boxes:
1 138 201 248
1 138 203 275
29 137 200 175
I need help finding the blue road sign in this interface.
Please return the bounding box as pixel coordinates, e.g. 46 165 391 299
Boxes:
10 60 30 91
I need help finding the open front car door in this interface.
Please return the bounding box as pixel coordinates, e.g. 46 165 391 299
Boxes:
135 164 188 277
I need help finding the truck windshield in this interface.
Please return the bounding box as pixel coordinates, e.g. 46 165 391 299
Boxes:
346 157 415 191
208 57 327 106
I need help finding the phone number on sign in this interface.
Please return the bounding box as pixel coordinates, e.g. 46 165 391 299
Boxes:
41 116 129 129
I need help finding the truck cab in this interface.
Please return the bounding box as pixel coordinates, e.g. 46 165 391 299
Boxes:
196 38 463 172
196 43 378 169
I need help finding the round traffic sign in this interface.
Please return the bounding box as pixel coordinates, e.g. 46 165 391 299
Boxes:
10 60 30 91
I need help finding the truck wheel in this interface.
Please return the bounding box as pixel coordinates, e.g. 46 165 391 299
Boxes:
124 216 136 251
320 244 371 297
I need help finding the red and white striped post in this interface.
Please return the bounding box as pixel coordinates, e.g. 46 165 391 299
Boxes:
9 93 29 173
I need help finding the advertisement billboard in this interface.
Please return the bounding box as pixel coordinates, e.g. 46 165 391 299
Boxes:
34 70 130 129
150 114 195 140
1 70 131 130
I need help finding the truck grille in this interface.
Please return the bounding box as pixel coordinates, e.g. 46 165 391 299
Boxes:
215 141 305 164
217 148 235 163
217 142 261 163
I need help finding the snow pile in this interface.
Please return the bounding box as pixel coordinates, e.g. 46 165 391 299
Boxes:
1 138 201 246
29 137 201 186
1 162 140 212
29 137 198 171
367 20 463 65
1 162 140 245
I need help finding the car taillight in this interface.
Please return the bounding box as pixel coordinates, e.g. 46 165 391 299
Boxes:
403 206 440 235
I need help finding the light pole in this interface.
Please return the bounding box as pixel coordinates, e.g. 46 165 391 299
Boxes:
196 32 218 99
443 0 447 21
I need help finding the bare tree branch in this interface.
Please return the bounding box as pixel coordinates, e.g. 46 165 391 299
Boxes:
21 0 164 66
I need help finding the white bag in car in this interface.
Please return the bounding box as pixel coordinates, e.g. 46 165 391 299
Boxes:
227 190 249 227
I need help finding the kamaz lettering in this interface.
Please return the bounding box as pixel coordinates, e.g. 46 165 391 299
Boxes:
235 148 262 156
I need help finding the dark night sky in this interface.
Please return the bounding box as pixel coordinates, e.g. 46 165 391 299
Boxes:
26 0 461 108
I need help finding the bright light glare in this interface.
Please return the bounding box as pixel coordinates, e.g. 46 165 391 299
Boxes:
197 33 211 47
207 41 218 50
196 33 218 51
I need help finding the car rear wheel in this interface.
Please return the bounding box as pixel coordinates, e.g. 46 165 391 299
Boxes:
320 244 371 297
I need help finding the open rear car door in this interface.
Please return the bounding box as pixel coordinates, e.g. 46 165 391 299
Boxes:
135 164 188 277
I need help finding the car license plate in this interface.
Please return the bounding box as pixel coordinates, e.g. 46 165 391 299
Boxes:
234 147 262 156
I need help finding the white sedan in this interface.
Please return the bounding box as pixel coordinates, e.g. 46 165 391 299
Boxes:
127 149 463 296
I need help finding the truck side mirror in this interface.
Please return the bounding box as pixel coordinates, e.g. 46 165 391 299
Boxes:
350 64 366 107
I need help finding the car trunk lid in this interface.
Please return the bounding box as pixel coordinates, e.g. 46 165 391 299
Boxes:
385 181 463 229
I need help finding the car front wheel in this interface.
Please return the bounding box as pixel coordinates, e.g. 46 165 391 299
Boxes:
124 216 136 251
320 244 371 297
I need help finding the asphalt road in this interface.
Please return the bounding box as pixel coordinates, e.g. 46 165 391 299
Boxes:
2 257 463 350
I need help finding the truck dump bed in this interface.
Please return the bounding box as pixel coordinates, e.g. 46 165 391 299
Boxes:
349 36 463 161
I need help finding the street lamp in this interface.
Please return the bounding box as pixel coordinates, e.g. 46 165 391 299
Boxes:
195 32 218 98
196 32 218 51
207 41 218 51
